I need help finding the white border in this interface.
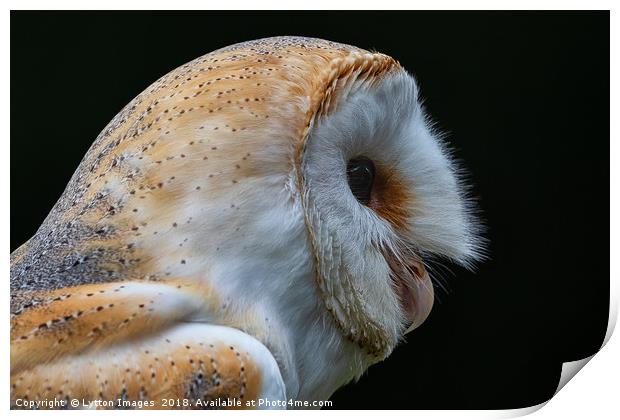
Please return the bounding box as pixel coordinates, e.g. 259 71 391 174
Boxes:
3 2 616 418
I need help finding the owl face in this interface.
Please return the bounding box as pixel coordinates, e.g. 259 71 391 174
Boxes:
299 64 482 358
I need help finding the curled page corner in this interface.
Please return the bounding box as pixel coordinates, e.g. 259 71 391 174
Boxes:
500 299 617 418
496 356 599 419
554 355 595 396
553 299 618 396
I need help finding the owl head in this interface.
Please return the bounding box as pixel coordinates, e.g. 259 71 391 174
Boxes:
18 36 484 398
299 60 484 359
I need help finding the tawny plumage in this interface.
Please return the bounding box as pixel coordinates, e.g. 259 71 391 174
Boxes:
11 36 483 409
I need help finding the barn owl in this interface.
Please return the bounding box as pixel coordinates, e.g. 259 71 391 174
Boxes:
10 36 483 409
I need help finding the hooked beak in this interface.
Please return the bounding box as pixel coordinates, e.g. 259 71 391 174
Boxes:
402 260 434 334
387 253 435 334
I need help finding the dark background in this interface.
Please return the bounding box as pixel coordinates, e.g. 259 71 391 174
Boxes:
10 11 610 409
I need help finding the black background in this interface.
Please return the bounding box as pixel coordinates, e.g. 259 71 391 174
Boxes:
10 11 610 409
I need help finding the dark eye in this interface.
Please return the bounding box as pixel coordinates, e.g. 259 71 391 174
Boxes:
347 157 375 206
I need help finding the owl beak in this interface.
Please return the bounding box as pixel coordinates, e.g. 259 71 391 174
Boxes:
402 260 435 334
386 249 435 335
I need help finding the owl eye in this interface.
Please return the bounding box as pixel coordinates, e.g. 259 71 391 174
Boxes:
346 157 375 206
